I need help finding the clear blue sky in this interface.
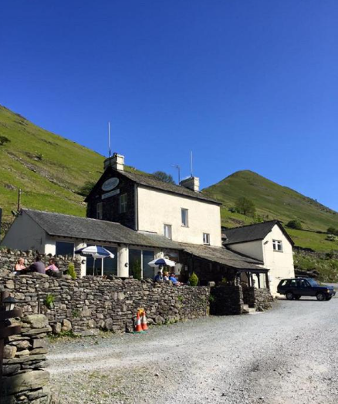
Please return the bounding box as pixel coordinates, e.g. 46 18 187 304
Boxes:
1 1 338 210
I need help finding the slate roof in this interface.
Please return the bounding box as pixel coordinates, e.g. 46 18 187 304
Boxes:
108 170 220 205
222 220 294 246
180 243 266 271
23 209 182 250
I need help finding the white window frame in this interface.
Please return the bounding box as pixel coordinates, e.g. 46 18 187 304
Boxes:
96 202 103 219
273 239 283 252
164 224 172 240
181 208 189 227
119 194 127 213
203 233 210 245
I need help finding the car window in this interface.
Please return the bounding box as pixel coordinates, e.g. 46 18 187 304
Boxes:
279 280 288 287
289 280 297 287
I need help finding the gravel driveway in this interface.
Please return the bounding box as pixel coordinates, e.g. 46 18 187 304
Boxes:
48 296 338 404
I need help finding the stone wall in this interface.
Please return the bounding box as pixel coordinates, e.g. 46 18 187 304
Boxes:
0 248 81 277
0 273 210 335
210 284 243 315
1 314 51 404
243 287 273 311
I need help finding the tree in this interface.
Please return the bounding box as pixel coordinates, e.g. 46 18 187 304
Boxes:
327 227 336 235
153 171 175 184
235 197 256 217
0 136 10 146
77 181 96 197
286 220 303 230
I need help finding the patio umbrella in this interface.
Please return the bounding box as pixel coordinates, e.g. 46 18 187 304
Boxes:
75 246 114 275
147 257 176 267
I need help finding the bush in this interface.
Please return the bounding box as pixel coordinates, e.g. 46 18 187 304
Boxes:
153 171 176 184
189 272 199 286
66 263 77 279
44 294 55 309
131 259 142 280
286 220 303 230
0 135 10 146
327 227 337 235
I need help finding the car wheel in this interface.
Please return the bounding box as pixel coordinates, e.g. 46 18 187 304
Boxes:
316 293 325 301
286 292 294 300
295 296 301 300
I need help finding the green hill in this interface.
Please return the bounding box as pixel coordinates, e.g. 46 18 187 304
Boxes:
203 170 338 252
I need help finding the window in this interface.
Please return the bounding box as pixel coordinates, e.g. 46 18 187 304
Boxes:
96 202 103 219
203 233 210 245
119 194 127 213
181 208 189 227
273 240 283 252
164 224 172 239
56 241 74 256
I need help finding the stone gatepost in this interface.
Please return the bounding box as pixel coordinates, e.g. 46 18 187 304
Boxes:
1 314 52 404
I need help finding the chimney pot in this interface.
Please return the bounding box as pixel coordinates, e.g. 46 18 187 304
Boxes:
104 153 124 171
180 176 200 192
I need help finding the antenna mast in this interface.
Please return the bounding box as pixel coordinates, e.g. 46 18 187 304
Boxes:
190 151 193 177
172 165 181 184
108 121 111 158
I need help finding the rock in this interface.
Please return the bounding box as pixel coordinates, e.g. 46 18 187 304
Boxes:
61 319 72 332
52 322 62 334
0 370 50 395
4 345 17 359
88 319 96 328
11 340 31 350
22 314 49 329
104 318 114 330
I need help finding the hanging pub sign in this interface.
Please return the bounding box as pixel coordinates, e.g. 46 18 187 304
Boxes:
102 177 119 191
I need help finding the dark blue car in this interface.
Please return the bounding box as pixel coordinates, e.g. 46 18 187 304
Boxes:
277 278 336 301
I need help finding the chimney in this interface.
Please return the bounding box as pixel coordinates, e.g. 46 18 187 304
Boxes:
180 176 200 192
104 153 124 171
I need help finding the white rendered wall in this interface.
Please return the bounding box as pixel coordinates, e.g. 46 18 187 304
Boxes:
1 213 46 252
137 187 222 246
262 225 295 295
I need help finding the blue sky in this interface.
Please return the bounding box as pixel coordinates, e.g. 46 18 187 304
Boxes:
1 1 338 210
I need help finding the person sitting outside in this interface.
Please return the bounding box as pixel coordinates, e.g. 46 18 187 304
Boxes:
169 272 181 285
154 271 163 282
45 258 60 277
163 271 169 281
14 258 27 275
29 256 46 274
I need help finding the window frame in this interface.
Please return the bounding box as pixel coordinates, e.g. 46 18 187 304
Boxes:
96 202 103 219
203 233 210 245
181 208 189 227
164 224 172 240
119 193 128 213
272 239 283 252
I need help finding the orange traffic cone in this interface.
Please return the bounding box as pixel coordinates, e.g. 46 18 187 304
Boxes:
141 310 148 331
134 311 143 333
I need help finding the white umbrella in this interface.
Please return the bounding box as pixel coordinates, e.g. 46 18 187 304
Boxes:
75 246 114 275
148 257 176 267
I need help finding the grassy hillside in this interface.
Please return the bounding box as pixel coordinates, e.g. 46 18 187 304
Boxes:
0 105 129 234
203 170 338 252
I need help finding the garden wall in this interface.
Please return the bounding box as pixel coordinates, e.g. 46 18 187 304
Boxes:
0 272 210 335
209 284 244 315
243 287 273 311
0 248 81 277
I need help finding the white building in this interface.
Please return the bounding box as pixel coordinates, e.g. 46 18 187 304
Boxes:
223 221 295 295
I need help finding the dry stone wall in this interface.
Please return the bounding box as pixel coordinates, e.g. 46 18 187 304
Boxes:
1 314 52 404
243 287 273 311
0 248 81 277
0 272 210 335
210 284 244 315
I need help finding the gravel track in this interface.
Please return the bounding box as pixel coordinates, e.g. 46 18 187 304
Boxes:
48 296 338 403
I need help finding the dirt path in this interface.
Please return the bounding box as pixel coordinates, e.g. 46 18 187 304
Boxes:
48 297 338 403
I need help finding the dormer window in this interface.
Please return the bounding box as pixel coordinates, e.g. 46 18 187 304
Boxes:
273 240 283 252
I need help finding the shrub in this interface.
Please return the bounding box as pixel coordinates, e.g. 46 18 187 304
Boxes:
66 263 77 279
44 294 55 309
131 259 142 280
153 171 176 184
326 234 337 242
327 227 337 235
0 136 10 146
286 220 303 230
189 272 199 286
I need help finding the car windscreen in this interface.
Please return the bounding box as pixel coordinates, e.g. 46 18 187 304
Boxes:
307 278 318 287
